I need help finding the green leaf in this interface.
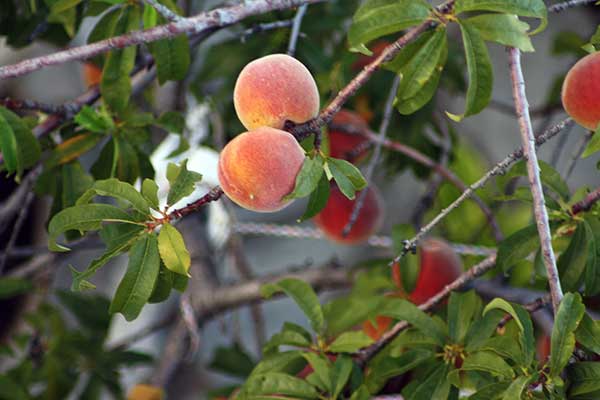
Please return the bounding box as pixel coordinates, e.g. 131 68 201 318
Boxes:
348 0 432 52
406 363 451 400
581 126 600 158
101 6 141 112
263 323 312 354
156 111 185 134
302 353 332 392
448 290 480 344
479 336 523 364
378 297 446 345
71 233 140 291
447 21 493 121
483 298 523 331
584 218 599 296
109 234 160 321
56 290 111 333
496 224 539 272
466 14 534 52
499 159 570 201
261 278 325 334
502 375 534 400
166 160 202 205
0 106 41 179
48 204 138 251
209 343 256 378
365 349 434 394
559 221 592 292
45 132 103 169
299 173 330 222
141 179 160 210
77 178 151 215
74 105 114 132
575 314 600 354
285 156 323 200
464 309 504 351
150 31 190 85
454 0 548 35
148 264 173 303
468 382 511 400
157 223 191 277
241 372 319 399
0 278 33 299
462 351 515 379
327 158 367 200
0 374 28 400
331 355 353 399
0 107 18 174
328 331 374 353
549 292 585 377
249 351 305 377
100 222 145 251
568 362 600 397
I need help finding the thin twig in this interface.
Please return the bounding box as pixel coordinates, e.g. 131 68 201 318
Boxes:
0 0 324 81
391 118 574 264
0 97 75 116
142 0 183 22
331 123 503 241
548 0 598 12
571 187 600 215
508 47 562 314
565 130 593 181
357 254 497 365
0 191 35 275
240 19 294 42
287 4 307 55
342 76 399 237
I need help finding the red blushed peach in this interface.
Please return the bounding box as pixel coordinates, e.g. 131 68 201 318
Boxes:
562 51 600 131
408 238 463 305
218 127 305 212
363 315 392 341
83 63 102 87
127 384 163 400
233 54 320 130
328 109 371 162
313 184 384 244
537 335 551 365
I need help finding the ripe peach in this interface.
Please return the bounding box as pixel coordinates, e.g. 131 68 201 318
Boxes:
313 184 384 244
536 335 551 364
562 51 600 130
408 238 463 305
233 54 320 130
328 109 371 162
83 63 102 87
218 127 305 212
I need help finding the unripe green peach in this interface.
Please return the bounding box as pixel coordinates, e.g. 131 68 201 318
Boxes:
218 127 305 212
562 51 600 130
314 184 384 244
233 54 320 130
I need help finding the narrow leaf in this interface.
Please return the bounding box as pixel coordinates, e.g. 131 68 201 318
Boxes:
285 156 323 200
549 292 585 377
77 178 151 215
157 223 191 277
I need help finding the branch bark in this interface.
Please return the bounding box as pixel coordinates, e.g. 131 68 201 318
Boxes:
508 47 563 314
0 0 324 81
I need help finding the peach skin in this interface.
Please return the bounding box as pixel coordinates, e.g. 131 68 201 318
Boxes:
233 54 320 130
218 127 305 212
562 51 600 131
328 109 371 163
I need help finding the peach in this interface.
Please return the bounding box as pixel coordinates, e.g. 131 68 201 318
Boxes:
536 335 551 364
408 238 463 305
83 63 102 87
562 51 600 130
127 384 163 400
218 127 305 212
313 184 384 244
233 54 320 130
328 109 371 162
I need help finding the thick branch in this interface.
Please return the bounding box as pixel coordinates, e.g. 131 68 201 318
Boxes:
391 117 574 264
0 0 324 81
508 47 562 314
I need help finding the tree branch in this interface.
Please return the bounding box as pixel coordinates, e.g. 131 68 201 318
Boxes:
548 0 598 12
571 187 600 215
342 76 399 237
357 254 497 365
0 0 324 81
508 47 562 314
287 4 308 56
142 0 183 22
391 117 574 264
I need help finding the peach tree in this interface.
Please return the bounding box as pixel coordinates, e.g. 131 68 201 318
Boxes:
0 0 600 399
